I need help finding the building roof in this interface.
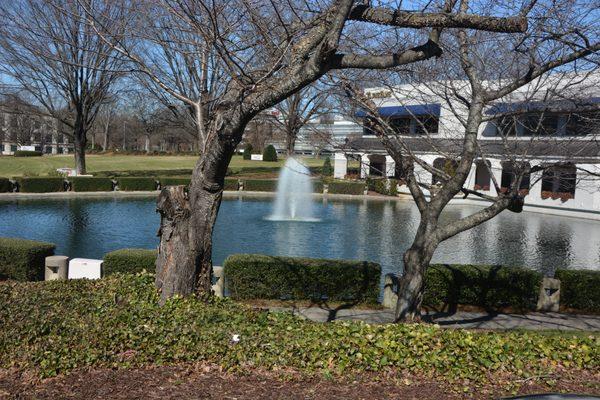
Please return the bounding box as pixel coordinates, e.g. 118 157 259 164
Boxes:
344 136 600 163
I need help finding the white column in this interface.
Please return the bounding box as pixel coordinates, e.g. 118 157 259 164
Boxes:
333 152 347 179
360 153 370 179
385 155 395 177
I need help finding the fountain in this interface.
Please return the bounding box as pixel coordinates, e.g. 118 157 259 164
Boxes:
267 157 319 221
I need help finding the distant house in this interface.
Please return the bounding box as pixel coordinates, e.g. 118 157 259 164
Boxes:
333 73 600 220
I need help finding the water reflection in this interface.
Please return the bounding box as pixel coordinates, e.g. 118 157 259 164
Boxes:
0 196 599 279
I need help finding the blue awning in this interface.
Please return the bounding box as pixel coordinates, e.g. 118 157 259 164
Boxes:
356 104 441 118
486 97 600 115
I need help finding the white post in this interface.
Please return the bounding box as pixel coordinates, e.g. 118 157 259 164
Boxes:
360 153 370 179
333 152 347 179
385 155 396 177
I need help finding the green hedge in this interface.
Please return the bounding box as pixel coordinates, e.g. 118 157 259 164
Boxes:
95 169 193 178
424 264 542 312
0 237 55 281
0 178 12 193
69 177 114 192
103 248 157 276
312 180 324 193
117 177 158 191
328 181 365 195
14 150 43 157
554 269 600 312
224 254 381 303
224 178 239 191
17 177 66 193
367 178 398 196
159 177 191 187
243 179 278 192
1 274 598 382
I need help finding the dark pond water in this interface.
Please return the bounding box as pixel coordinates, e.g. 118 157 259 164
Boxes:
1 194 599 278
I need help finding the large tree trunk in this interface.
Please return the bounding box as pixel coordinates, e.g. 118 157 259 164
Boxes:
395 221 437 322
73 125 87 175
286 129 297 156
155 129 235 302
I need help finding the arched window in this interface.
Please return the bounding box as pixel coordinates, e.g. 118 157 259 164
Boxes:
541 164 576 201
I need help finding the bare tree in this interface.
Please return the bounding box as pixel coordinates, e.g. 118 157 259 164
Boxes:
82 0 530 301
0 0 126 174
343 0 600 321
306 126 333 158
275 85 330 155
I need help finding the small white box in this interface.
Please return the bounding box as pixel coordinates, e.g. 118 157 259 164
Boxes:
68 258 103 280
250 154 263 161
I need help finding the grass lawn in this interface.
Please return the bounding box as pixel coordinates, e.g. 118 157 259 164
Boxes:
0 154 331 177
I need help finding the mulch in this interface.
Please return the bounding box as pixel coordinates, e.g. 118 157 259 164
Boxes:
1 364 599 400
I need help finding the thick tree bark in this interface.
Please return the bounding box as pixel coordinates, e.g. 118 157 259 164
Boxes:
155 124 235 302
394 221 437 321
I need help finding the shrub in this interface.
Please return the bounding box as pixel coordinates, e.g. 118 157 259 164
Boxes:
243 144 253 160
0 237 55 281
14 150 43 157
322 157 333 176
423 264 542 312
224 254 381 303
312 180 324 193
0 178 12 193
262 145 277 162
69 177 114 192
159 177 191 187
227 166 280 176
243 179 277 192
103 248 157 276
367 178 398 196
117 177 158 191
96 169 193 178
327 181 365 195
554 269 600 312
224 178 239 191
17 177 66 193
0 274 598 380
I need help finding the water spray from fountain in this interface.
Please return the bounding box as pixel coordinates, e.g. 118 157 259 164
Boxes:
267 157 319 221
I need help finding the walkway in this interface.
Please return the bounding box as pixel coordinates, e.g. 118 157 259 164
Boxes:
268 307 600 331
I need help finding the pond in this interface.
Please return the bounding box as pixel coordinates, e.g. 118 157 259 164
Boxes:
1 194 599 279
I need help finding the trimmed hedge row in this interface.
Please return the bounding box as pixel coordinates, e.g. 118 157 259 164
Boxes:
328 181 365 195
16 177 66 193
96 169 193 178
116 177 158 191
224 254 381 303
243 179 278 192
70 177 114 192
103 248 157 276
159 177 191 187
14 150 43 157
224 178 239 191
555 269 600 312
424 264 542 312
0 178 12 193
367 178 398 196
0 237 55 281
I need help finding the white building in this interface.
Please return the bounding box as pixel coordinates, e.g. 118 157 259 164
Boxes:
333 73 600 220
0 100 71 155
